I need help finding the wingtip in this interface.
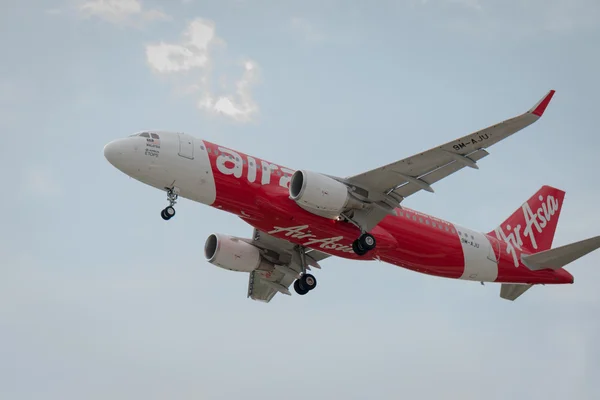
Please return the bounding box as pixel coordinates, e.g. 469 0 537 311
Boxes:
529 89 556 117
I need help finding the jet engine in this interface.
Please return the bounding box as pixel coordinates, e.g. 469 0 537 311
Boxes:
204 233 272 272
289 170 364 218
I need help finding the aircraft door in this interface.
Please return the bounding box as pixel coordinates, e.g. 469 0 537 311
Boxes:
178 133 194 160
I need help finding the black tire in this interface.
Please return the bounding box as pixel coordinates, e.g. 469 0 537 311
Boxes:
165 206 176 218
359 233 376 251
294 280 309 295
300 273 317 290
352 240 368 256
161 209 169 220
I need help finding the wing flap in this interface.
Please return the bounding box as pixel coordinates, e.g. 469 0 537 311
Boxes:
248 269 296 302
245 227 332 303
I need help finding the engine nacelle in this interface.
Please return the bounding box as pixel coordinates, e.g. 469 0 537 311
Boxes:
204 233 271 272
289 170 363 219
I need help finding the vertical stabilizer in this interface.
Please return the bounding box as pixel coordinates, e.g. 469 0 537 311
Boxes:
488 186 566 253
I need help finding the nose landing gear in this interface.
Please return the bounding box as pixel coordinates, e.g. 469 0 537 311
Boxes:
161 187 179 221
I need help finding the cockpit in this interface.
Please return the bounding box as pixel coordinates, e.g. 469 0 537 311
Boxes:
129 131 161 140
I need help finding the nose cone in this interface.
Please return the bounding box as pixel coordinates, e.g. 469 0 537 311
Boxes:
104 139 126 169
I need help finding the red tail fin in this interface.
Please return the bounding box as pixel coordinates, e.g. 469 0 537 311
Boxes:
488 186 566 253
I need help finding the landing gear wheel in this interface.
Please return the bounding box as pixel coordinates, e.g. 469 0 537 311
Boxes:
161 188 179 221
352 240 368 256
164 206 175 218
359 233 376 251
294 280 309 295
161 206 176 220
300 273 317 291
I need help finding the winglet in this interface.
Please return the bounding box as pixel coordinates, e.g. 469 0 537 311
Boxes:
528 89 556 117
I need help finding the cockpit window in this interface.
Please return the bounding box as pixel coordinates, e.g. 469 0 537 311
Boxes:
140 132 150 138
151 133 160 139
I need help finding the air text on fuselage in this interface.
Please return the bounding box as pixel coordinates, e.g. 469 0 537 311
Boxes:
210 144 294 189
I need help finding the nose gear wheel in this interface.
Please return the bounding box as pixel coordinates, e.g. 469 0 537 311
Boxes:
161 187 179 221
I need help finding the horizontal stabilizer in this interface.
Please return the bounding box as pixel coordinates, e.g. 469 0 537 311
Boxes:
500 284 533 301
521 236 600 271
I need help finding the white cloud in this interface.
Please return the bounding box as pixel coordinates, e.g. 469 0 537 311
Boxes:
146 18 218 73
198 61 259 122
22 167 62 197
77 0 171 25
146 18 260 122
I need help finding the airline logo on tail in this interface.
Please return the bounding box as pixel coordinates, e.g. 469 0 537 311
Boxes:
493 188 563 267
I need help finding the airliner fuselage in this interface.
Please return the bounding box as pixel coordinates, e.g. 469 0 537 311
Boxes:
103 130 573 289
105 91 600 302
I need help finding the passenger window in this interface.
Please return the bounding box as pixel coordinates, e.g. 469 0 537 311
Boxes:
140 132 150 138
426 220 430 225
412 216 416 221
451 229 456 234
151 133 159 139
419 218 423 223
399 212 404 217
445 226 449 231
432 222 437 228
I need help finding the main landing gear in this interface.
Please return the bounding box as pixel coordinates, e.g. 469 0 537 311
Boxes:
292 245 318 296
352 233 376 256
339 213 377 256
293 273 317 295
161 187 179 221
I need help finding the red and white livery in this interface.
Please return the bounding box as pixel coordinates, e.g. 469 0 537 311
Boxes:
104 90 600 302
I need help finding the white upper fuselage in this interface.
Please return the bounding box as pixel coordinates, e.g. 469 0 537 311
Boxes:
104 131 217 205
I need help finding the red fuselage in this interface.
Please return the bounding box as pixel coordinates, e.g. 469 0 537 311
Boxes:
202 140 573 286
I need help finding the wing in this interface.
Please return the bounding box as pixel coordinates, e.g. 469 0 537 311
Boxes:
342 90 556 230
241 228 331 303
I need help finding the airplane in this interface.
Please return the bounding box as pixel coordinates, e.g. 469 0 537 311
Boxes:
104 89 600 302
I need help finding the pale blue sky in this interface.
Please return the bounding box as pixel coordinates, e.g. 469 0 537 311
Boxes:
1 0 600 399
